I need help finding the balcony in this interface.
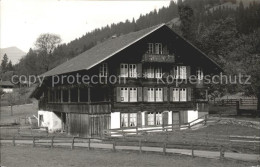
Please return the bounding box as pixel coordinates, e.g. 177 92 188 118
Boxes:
142 54 175 63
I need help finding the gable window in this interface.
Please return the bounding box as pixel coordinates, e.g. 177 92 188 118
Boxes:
156 112 162 125
155 88 163 102
180 88 187 102
146 66 154 78
173 88 180 102
120 64 128 77
129 64 137 78
129 88 137 102
179 66 187 79
147 43 154 54
99 63 108 77
148 113 154 125
120 88 129 102
197 67 203 80
155 67 163 78
129 113 137 127
148 88 155 102
155 43 162 54
121 113 128 127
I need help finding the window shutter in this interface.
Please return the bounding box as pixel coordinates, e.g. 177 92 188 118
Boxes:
169 87 173 102
143 87 148 102
163 87 168 102
138 87 142 102
145 112 148 126
137 63 142 78
116 87 121 102
187 88 192 101
137 111 142 127
163 112 168 126
186 66 191 79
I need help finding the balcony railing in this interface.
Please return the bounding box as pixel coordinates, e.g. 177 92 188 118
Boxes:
142 54 175 63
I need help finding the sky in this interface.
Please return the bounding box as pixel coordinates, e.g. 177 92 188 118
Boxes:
0 0 172 52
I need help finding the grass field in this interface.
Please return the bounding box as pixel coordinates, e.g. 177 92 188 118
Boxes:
0 145 257 167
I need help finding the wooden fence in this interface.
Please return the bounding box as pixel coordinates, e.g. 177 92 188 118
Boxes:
213 98 257 107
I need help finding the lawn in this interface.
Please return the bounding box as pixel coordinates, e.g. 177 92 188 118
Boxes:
0 145 257 167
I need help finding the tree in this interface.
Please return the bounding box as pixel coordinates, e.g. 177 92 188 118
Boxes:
1 54 9 72
35 33 61 72
7 60 13 71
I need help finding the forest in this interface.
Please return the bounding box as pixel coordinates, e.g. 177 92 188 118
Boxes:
1 0 260 107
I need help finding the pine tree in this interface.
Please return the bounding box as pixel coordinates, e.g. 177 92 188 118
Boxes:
1 54 9 72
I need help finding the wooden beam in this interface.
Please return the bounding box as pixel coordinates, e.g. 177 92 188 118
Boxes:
68 88 71 103
78 87 80 103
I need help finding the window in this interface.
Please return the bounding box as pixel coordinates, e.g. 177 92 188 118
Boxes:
156 112 162 125
148 88 155 102
148 113 154 125
120 88 128 102
129 113 137 127
179 66 187 79
129 88 137 102
99 63 108 77
155 43 162 54
197 67 203 80
120 64 128 77
173 88 180 102
146 66 154 78
155 88 163 102
147 43 154 54
129 64 137 78
62 89 69 102
180 88 187 102
121 114 128 127
121 113 137 127
155 67 163 78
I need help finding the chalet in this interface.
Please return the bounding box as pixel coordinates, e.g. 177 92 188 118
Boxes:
0 80 14 93
31 24 222 136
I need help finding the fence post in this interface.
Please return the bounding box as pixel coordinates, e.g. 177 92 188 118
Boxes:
51 136 54 149
220 145 225 160
71 137 75 150
139 139 142 154
13 136 15 146
191 143 194 158
33 137 35 147
113 139 116 152
163 142 167 155
88 138 91 150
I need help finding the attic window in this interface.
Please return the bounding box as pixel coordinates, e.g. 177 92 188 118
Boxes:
99 63 108 77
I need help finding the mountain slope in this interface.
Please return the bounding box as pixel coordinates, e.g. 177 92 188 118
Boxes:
0 47 26 65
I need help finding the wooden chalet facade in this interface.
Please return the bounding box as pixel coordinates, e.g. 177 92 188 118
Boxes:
32 24 222 137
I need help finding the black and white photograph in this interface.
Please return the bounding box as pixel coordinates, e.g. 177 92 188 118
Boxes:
0 0 260 166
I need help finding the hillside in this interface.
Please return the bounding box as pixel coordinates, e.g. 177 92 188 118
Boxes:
0 47 26 65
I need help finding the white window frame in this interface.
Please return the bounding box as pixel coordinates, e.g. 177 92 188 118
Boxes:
121 113 128 127
155 43 163 54
99 63 108 77
197 67 203 80
129 88 137 102
148 113 155 125
155 67 163 78
120 88 129 102
148 88 155 102
155 112 162 125
173 88 180 102
147 66 154 78
179 66 187 79
180 88 187 102
155 88 163 102
120 64 128 77
129 113 137 127
129 64 137 78
147 43 154 54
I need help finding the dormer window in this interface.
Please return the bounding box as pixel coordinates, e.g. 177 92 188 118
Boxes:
99 63 108 77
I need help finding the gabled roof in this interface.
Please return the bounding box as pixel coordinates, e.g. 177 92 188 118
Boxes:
42 24 165 77
42 23 222 77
